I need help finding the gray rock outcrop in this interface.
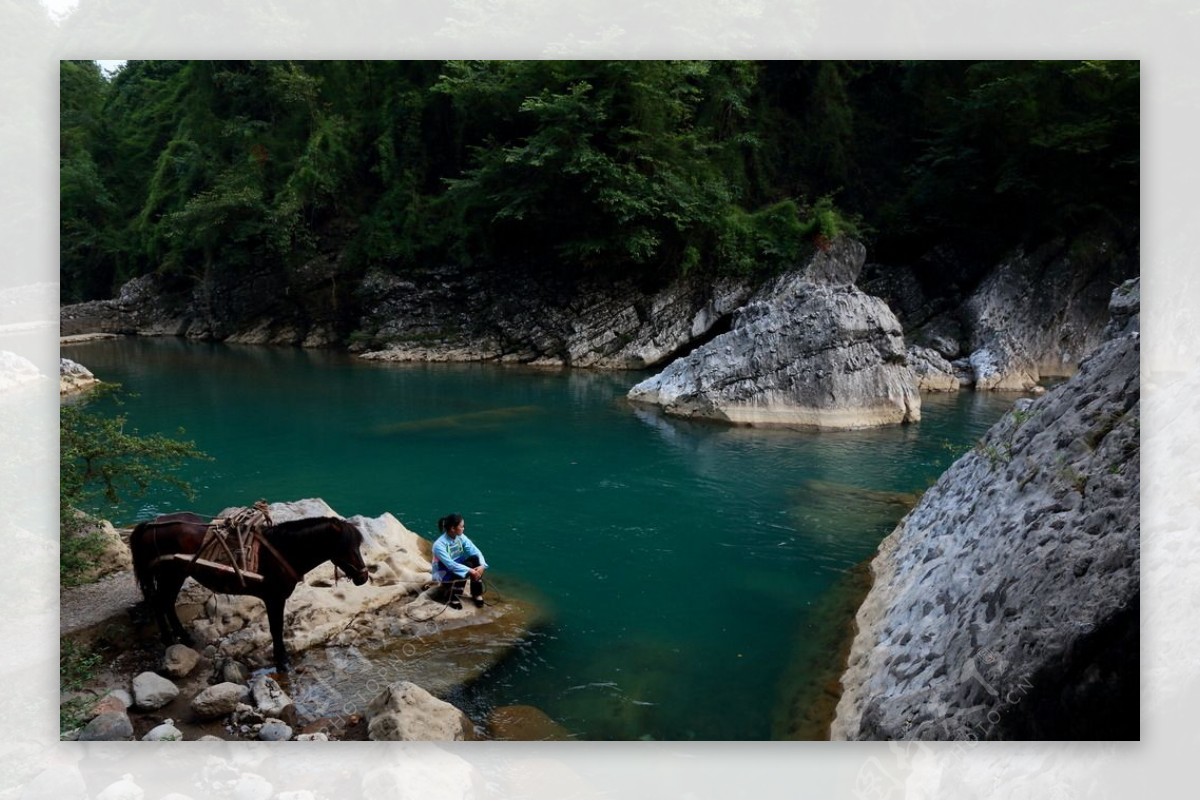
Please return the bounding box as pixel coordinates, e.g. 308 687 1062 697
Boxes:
862 237 1138 391
365 681 474 741
831 288 1139 740
628 239 921 429
358 270 753 368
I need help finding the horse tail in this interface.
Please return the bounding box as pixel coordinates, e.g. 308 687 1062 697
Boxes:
129 522 156 601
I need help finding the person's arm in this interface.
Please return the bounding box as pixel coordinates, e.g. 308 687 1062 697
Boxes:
461 535 488 569
432 537 470 577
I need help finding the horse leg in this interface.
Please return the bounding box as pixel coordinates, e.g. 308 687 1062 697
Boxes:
265 596 290 671
158 567 194 646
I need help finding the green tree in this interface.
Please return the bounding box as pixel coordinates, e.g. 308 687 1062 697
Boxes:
60 385 209 586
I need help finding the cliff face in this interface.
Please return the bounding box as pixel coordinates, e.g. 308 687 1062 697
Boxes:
861 237 1138 391
627 239 921 429
831 281 1140 740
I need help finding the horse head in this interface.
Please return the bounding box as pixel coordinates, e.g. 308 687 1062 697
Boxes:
333 519 370 585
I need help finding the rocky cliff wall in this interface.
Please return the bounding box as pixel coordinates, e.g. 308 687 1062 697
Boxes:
861 237 1138 391
831 283 1139 740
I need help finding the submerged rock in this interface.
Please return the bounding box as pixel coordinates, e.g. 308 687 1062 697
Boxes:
628 239 921 429
832 286 1139 740
487 705 573 741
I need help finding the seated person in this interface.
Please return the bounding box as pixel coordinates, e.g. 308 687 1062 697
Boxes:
431 513 488 609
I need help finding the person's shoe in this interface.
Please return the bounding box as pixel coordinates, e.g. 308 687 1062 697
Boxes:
448 598 463 610
472 596 485 608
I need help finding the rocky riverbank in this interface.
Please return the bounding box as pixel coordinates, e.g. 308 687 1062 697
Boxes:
831 280 1140 740
60 233 1136 398
60 498 565 741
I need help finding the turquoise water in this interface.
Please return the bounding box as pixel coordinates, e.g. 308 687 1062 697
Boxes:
63 337 1019 740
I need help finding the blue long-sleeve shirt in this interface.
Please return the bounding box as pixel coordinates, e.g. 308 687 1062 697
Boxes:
431 533 487 581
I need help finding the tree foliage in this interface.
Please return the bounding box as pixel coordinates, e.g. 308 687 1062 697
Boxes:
60 60 1138 305
60 385 209 585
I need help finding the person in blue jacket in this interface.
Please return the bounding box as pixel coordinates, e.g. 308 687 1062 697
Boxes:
431 513 488 609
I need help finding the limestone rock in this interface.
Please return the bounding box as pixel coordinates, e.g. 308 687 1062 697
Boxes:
191 682 251 719
161 644 201 678
907 345 960 392
132 671 179 711
59 357 98 396
629 239 921 429
250 675 295 724
62 516 131 583
142 720 183 741
832 322 1140 740
1104 277 1140 338
295 732 328 741
960 242 1133 388
365 681 474 741
78 711 134 741
257 718 293 741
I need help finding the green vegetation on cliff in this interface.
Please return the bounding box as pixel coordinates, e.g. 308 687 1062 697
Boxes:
60 60 1138 305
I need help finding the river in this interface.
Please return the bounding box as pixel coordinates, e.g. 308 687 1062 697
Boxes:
63 336 1022 740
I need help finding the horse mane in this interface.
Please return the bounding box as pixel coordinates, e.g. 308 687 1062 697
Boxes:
265 516 362 547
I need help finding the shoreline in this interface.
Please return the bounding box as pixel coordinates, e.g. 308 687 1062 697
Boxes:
773 558 875 740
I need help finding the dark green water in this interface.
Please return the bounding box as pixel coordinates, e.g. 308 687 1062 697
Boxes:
64 337 1020 740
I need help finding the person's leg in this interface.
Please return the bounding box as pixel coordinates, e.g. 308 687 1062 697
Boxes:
461 556 484 605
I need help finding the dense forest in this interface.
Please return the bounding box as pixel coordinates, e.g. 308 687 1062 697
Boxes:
60 60 1138 306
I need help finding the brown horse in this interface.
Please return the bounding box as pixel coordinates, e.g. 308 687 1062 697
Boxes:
130 513 370 671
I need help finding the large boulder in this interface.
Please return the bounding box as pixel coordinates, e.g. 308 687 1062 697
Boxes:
628 239 921 429
365 681 474 741
831 288 1139 739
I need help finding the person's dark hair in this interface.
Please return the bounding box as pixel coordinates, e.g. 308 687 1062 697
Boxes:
438 513 464 534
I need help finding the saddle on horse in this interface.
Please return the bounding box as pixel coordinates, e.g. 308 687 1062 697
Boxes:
164 501 276 590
